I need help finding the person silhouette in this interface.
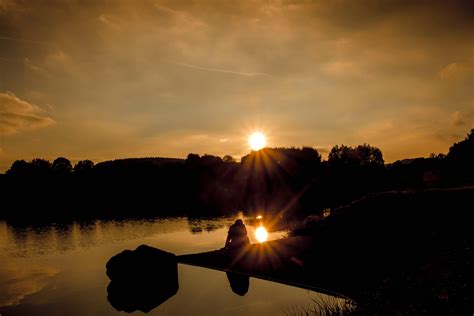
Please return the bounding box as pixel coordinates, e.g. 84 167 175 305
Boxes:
226 272 249 296
224 219 250 250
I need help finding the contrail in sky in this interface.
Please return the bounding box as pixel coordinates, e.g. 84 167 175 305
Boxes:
0 36 50 45
171 61 271 77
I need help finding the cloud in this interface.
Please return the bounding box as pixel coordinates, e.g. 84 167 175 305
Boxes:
171 61 271 77
451 111 465 126
450 110 474 127
0 35 49 45
0 0 14 12
438 60 474 80
0 92 55 136
0 0 472 170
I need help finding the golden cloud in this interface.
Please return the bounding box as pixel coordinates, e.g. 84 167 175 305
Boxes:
0 92 55 136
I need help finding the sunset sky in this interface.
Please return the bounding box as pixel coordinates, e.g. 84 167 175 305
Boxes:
0 0 472 172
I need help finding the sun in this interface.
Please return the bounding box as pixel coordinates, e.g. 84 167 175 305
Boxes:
248 132 266 151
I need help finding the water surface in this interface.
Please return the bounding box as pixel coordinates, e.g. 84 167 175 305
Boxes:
0 215 341 315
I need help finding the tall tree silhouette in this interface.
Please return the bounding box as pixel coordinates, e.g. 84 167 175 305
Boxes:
30 158 52 176
52 157 73 175
74 160 94 174
328 144 384 166
6 160 30 176
446 129 474 184
447 129 474 164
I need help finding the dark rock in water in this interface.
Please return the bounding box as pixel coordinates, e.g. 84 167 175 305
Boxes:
106 244 177 281
106 245 179 313
107 277 179 313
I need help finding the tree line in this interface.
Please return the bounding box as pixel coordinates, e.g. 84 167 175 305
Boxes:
1 129 472 221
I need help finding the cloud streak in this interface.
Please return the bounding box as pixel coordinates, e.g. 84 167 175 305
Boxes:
0 35 49 45
171 62 271 77
0 92 55 136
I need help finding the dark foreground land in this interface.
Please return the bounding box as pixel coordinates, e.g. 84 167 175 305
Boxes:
290 187 473 314
107 187 473 315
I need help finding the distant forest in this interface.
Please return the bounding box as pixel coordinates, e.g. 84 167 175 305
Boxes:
1 129 473 221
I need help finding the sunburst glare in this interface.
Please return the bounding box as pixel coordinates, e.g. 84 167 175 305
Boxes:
248 132 266 151
255 226 269 243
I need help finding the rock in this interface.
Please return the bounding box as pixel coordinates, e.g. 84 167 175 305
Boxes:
105 245 179 313
106 244 177 282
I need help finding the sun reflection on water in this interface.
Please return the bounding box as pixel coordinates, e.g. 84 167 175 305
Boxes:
255 226 269 243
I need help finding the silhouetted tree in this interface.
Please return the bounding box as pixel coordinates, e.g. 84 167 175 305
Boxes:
185 153 200 166
30 158 52 176
388 157 445 189
1 129 472 220
446 129 474 184
328 144 384 166
355 144 384 166
238 147 323 213
52 157 72 175
6 160 30 176
429 153 446 160
300 146 322 163
74 160 94 174
325 144 385 207
223 155 236 163
200 154 223 167
328 145 352 165
447 129 474 164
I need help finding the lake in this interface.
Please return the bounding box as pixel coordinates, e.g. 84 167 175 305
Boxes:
0 213 342 315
